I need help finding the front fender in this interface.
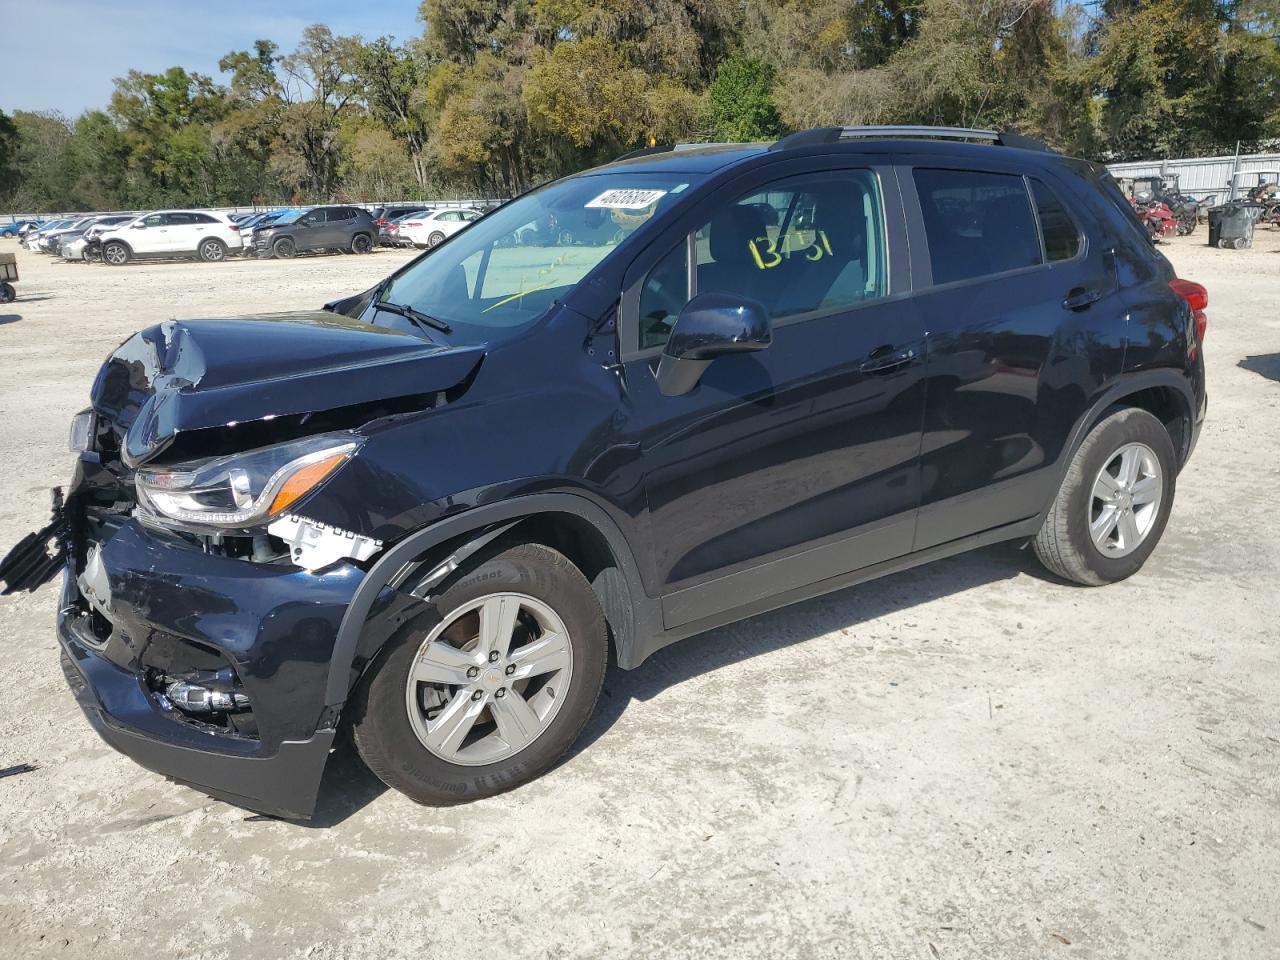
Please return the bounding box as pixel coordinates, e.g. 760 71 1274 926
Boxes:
323 491 659 708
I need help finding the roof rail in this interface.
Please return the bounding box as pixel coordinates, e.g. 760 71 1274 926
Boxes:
613 141 740 162
770 126 1053 153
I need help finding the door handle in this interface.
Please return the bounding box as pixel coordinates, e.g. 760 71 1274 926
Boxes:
860 344 917 374
1063 286 1102 311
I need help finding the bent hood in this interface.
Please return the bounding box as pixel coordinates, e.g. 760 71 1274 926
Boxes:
91 311 483 467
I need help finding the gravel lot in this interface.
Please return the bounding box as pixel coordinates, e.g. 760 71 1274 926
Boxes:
0 232 1277 960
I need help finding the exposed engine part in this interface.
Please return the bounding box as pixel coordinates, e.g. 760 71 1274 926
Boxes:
267 514 383 571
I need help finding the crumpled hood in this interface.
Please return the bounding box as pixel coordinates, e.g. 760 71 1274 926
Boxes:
91 311 483 467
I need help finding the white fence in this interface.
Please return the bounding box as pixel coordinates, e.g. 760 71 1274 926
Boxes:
1107 151 1280 201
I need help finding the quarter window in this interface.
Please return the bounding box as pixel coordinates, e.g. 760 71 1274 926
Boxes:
913 169 1041 284
1030 179 1081 261
636 169 888 350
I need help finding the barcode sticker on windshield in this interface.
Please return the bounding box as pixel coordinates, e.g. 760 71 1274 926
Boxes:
585 189 668 210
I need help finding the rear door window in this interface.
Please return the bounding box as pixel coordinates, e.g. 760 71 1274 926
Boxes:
913 169 1041 284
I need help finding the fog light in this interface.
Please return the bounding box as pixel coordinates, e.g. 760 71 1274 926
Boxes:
165 680 250 713
156 667 251 714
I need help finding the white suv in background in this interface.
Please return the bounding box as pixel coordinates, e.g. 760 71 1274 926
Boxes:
397 208 483 248
99 210 245 265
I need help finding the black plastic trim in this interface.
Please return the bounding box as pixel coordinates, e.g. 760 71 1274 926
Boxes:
326 493 656 704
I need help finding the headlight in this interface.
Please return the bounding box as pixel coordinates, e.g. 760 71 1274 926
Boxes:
135 434 359 529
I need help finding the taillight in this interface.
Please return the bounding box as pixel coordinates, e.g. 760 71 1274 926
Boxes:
405 221 422 227
1169 278 1208 343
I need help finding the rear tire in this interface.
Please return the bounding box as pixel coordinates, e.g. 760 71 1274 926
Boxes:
0 282 13 304
351 233 372 254
1033 407 1177 586
427 230 446 247
351 543 607 805
198 238 227 263
102 241 130 266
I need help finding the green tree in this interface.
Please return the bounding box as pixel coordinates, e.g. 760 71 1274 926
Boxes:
355 37 433 189
706 56 784 141
0 110 19 199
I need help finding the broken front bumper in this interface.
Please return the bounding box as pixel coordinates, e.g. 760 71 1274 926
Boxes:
55 516 366 819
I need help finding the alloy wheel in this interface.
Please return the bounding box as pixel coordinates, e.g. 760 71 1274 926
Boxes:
103 243 127 265
1089 442 1162 558
404 593 574 766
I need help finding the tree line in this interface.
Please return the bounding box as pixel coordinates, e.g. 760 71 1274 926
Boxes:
1 0 1278 212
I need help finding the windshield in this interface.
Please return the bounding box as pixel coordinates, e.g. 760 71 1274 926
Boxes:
380 172 695 341
274 208 307 225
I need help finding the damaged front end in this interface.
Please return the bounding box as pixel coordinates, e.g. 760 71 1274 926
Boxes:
0 312 483 817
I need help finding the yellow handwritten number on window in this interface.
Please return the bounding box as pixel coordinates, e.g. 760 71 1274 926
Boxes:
747 230 833 270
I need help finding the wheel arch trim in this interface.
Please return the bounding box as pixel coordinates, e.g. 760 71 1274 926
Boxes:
1050 368 1196 501
324 493 652 706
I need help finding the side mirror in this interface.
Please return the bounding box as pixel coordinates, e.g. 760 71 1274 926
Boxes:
655 292 772 397
132 223 146 229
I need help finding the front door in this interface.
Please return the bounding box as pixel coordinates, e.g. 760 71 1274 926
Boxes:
293 210 326 250
621 162 927 628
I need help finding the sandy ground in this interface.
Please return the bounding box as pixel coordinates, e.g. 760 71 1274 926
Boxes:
0 231 1277 960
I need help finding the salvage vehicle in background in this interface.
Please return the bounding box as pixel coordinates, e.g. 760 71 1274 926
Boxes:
251 205 377 258
0 126 1208 820
378 209 430 247
34 216 100 253
1 219 41 238
396 207 483 247
98 210 245 265
59 215 134 261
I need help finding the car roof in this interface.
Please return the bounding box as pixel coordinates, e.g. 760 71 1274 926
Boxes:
586 133 1089 179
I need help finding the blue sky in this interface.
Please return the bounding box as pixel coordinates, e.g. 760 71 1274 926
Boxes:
1 0 424 117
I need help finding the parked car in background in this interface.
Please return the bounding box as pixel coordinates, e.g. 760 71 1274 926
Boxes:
397 207 483 247
235 210 292 245
60 215 135 261
378 209 429 247
1 220 41 238
370 205 430 242
26 219 79 250
98 210 245 265
251 205 377 258
36 217 100 253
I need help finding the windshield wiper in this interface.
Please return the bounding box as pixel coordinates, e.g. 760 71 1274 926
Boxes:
372 298 452 335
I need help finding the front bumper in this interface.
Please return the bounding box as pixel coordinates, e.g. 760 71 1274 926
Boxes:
56 517 366 818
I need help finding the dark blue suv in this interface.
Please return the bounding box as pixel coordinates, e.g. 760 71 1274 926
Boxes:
1 126 1207 818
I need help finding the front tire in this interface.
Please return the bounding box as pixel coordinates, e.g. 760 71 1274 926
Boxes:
102 241 130 266
272 237 296 259
351 543 607 805
1034 407 1177 585
198 238 227 263
0 282 13 304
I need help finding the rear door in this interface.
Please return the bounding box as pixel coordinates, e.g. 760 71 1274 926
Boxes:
620 158 927 628
325 207 355 246
165 212 206 252
904 162 1122 550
